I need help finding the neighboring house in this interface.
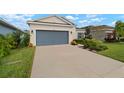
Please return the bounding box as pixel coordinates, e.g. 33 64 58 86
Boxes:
76 28 114 40
90 29 114 40
27 15 77 46
0 18 22 35
76 28 86 39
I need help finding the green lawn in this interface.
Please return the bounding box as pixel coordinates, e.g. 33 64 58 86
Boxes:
98 42 124 62
0 47 35 78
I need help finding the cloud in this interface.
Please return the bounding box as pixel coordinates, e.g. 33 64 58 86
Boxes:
66 15 79 21
0 14 34 30
78 14 106 27
86 14 97 18
111 21 116 26
78 17 106 27
79 20 90 24
79 18 105 24
78 20 91 27
90 18 105 22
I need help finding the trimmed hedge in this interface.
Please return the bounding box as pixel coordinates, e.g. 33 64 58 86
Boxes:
74 39 85 44
74 39 108 51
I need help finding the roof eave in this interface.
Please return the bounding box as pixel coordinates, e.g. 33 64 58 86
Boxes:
0 19 23 32
27 15 76 27
27 21 74 27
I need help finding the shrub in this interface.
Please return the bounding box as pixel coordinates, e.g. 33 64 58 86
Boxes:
88 39 108 51
119 37 124 42
5 32 30 48
5 31 22 48
12 31 22 48
87 39 108 51
85 34 92 39
104 37 117 42
0 34 5 39
74 39 85 44
71 40 78 45
0 31 30 58
20 33 30 48
0 37 10 58
87 39 98 50
83 39 90 48
6 33 17 49
98 45 108 51
75 38 108 51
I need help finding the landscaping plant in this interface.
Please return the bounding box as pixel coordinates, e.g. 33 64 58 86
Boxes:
6 31 30 48
0 34 10 58
19 33 30 48
12 31 22 48
74 39 85 45
0 31 30 58
74 39 108 51
71 40 78 45
6 33 17 49
115 21 124 40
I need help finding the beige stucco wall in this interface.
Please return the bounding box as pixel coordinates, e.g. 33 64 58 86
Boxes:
29 29 36 45
29 23 76 46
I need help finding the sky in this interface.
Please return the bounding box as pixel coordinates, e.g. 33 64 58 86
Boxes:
0 14 124 30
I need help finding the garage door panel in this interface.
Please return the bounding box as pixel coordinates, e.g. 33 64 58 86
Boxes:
36 30 68 45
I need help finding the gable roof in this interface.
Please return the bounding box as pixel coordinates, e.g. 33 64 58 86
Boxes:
0 17 23 32
27 15 75 26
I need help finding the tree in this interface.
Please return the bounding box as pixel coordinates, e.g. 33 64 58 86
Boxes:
115 21 124 40
85 27 92 39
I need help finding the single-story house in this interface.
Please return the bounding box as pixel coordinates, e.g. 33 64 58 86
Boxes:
27 15 77 46
27 15 115 46
90 29 114 40
0 17 22 35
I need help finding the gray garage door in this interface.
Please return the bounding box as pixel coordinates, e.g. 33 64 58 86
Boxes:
36 30 68 46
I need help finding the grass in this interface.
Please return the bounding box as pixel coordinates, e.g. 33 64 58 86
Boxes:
0 47 35 78
98 42 124 62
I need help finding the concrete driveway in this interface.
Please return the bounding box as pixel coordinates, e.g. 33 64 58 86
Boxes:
31 45 124 78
